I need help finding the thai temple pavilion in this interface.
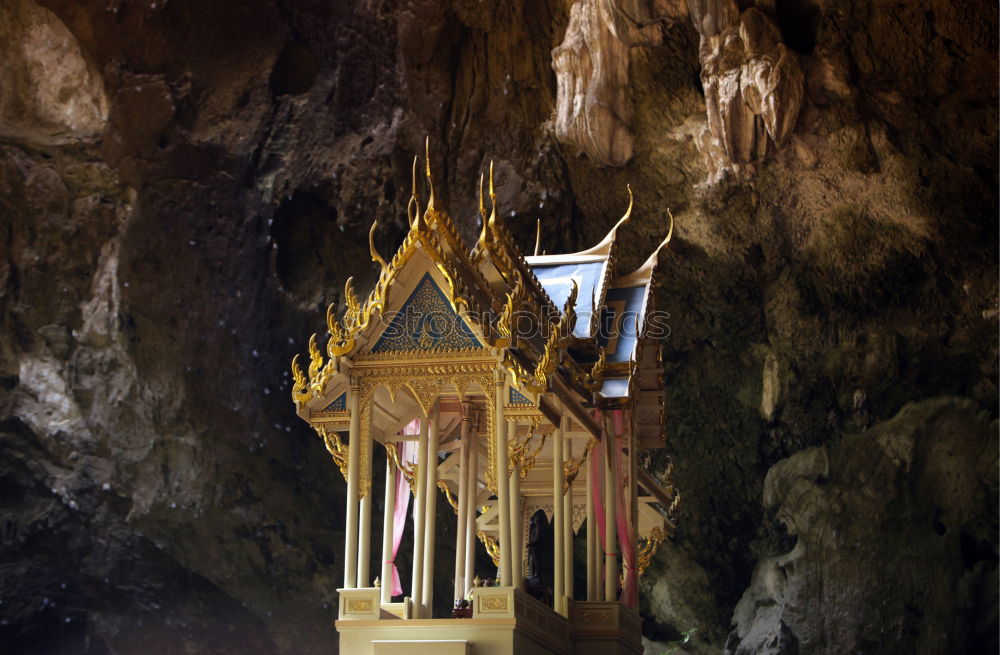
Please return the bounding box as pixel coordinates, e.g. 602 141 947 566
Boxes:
289 146 679 655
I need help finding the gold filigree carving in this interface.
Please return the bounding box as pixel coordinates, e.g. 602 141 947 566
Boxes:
507 427 551 480
437 480 459 515
315 425 348 481
495 270 525 349
346 598 374 613
385 442 416 494
520 280 577 394
354 364 496 496
563 437 597 494
477 530 501 568
479 595 508 612
291 354 310 404
637 526 666 576
577 346 606 392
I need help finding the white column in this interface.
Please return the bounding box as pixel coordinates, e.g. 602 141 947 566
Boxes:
380 455 395 604
454 402 471 601
411 418 428 616
586 454 597 601
344 382 361 589
463 418 478 596
604 419 618 602
509 420 523 588
357 396 374 588
495 373 512 587
421 401 440 617
552 416 565 615
563 431 574 605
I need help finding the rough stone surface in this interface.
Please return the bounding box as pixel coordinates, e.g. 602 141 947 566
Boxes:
0 0 108 144
0 0 996 654
727 398 998 655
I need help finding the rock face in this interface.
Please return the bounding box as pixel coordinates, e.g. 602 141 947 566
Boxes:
0 0 108 144
727 398 998 655
0 1 996 654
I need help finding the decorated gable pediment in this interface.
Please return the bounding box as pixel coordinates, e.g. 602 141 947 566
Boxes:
370 272 483 354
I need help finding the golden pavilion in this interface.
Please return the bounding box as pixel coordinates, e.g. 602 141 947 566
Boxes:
289 145 678 655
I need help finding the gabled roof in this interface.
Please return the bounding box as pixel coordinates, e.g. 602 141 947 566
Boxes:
525 187 634 340
290 143 674 413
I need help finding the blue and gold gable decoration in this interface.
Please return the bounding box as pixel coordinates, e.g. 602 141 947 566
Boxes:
371 273 483 353
508 387 533 406
322 393 347 412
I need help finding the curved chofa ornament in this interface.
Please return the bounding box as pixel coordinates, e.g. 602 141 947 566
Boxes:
284 142 680 641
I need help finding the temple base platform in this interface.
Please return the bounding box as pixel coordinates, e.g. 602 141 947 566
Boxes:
336 587 642 655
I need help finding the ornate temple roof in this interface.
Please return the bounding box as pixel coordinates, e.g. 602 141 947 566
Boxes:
290 143 673 442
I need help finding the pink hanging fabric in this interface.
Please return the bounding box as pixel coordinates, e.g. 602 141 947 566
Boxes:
611 409 638 609
389 420 420 597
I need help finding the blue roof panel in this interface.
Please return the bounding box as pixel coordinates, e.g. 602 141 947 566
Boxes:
530 261 607 338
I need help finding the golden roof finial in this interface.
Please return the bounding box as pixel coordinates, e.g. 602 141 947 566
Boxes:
533 219 542 256
369 220 388 278
477 171 490 249
487 160 497 232
623 184 634 225
407 155 422 229
574 184 634 257
424 136 436 212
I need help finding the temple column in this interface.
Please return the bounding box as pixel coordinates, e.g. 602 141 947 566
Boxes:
508 419 522 588
604 418 618 602
563 429 574 605
495 371 513 587
380 452 395 604
358 479 372 587
552 414 565 616
357 394 374 587
344 380 361 589
454 401 471 601
463 416 477 596
421 401 440 617
411 417 429 616
586 452 597 601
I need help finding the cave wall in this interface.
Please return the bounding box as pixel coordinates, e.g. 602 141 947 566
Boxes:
0 1 995 654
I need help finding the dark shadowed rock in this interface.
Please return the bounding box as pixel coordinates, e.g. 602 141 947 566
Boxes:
0 0 996 653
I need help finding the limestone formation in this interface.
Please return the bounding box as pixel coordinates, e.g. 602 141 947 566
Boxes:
0 0 107 144
552 0 684 167
552 0 635 167
688 0 803 169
